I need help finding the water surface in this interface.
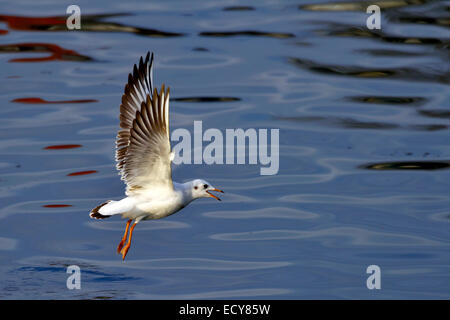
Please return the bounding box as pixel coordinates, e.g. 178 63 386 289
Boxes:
0 0 449 299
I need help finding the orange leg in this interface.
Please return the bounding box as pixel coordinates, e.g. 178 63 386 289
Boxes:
120 222 137 261
117 219 132 253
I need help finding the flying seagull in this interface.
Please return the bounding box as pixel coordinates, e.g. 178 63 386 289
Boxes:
90 52 224 260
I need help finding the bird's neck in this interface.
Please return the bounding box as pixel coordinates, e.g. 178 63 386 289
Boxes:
174 181 195 204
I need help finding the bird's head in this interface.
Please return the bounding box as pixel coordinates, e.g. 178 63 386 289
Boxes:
190 179 224 201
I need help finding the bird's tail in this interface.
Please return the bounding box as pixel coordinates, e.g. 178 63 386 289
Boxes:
89 197 134 220
89 200 114 219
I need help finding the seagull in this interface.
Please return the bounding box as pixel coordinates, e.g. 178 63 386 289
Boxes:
89 52 224 260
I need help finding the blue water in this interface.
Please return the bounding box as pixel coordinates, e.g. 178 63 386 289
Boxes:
0 0 449 299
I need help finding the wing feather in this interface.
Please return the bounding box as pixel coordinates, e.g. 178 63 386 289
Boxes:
116 52 153 171
115 52 173 193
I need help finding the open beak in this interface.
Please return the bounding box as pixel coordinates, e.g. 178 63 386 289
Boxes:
206 188 224 201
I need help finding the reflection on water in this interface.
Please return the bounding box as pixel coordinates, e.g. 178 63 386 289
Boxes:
300 0 438 11
0 43 93 62
200 31 295 39
276 115 448 131
0 0 449 299
67 170 97 176
44 144 82 150
419 110 450 119
325 26 447 46
42 204 72 208
12 97 97 104
288 57 449 84
0 13 184 37
361 161 450 170
300 0 450 29
223 6 255 12
347 96 427 106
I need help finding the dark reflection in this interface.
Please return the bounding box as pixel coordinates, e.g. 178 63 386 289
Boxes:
12 97 97 104
200 31 294 39
356 49 425 57
418 110 450 119
0 14 184 37
397 15 450 28
44 144 82 150
408 124 448 131
300 0 433 12
192 47 209 52
348 96 427 106
67 170 97 176
223 6 255 11
301 0 450 58
277 115 398 129
0 43 93 62
325 26 446 46
288 57 450 85
337 118 398 129
276 116 447 131
173 97 241 102
361 161 450 170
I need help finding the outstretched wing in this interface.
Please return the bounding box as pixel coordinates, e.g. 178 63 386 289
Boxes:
115 52 173 193
116 52 153 173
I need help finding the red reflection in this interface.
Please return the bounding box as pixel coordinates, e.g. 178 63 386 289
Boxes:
44 144 82 150
0 15 67 31
0 29 8 35
0 42 92 62
0 13 183 38
43 204 72 208
67 170 97 176
12 97 97 104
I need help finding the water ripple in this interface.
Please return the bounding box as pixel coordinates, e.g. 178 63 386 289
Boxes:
19 255 292 271
134 288 291 299
0 237 18 250
204 207 319 220
211 227 442 247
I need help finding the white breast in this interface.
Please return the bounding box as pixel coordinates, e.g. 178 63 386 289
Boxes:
127 184 189 220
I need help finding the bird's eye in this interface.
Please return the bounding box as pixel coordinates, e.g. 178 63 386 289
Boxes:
204 184 208 189
194 186 198 190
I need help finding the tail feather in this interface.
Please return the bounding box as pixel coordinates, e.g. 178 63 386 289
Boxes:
90 201 112 219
